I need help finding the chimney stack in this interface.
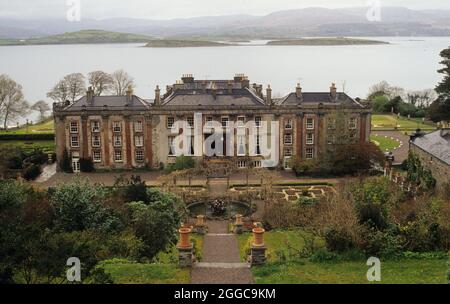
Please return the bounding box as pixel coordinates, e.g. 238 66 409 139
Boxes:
126 86 133 104
86 86 94 104
211 82 217 100
266 85 272 105
330 83 337 101
296 83 303 100
155 85 161 106
227 81 233 95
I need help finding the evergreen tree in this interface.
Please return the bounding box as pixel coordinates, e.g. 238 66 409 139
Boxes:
429 47 450 122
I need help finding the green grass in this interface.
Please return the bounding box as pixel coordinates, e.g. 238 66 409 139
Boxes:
0 140 55 153
371 114 436 131
100 259 190 284
252 259 447 284
0 119 54 135
370 135 401 152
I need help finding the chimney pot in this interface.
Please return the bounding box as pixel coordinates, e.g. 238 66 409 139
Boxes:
296 83 303 100
155 85 161 106
266 85 272 105
330 83 337 101
86 86 94 104
126 86 133 103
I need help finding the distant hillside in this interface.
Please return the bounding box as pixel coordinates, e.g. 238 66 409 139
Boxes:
0 30 153 46
267 37 388 46
145 40 231 47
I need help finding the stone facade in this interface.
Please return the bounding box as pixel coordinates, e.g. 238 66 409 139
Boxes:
53 74 371 172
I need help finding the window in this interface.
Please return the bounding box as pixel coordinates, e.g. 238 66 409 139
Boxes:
255 116 262 127
113 135 122 147
168 136 175 156
255 135 261 155
285 119 293 130
284 134 293 145
284 157 291 170
70 135 79 148
205 116 213 128
186 117 194 128
327 134 335 145
134 121 143 133
327 118 336 130
237 160 247 168
187 136 195 155
167 116 175 129
93 151 101 163
70 122 78 133
306 147 314 159
349 118 358 130
253 160 262 168
92 135 101 147
113 122 122 133
284 148 292 157
237 116 245 127
306 118 314 130
114 149 122 162
237 135 246 156
135 135 144 147
135 150 144 162
349 131 357 139
91 121 100 132
221 116 229 127
306 133 314 145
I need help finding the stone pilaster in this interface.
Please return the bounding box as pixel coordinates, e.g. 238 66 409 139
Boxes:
124 116 132 169
81 116 89 159
102 115 110 166
296 114 303 160
145 115 153 168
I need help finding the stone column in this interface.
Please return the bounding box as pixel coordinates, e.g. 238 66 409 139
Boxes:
234 214 243 234
250 226 267 266
195 215 206 235
177 227 193 268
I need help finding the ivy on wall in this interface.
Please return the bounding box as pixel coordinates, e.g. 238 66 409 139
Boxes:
406 152 437 190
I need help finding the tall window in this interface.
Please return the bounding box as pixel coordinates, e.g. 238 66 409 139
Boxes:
284 148 292 157
284 134 292 145
168 136 175 156
113 122 122 133
187 136 195 155
93 151 101 163
114 149 122 162
237 116 245 127
113 135 122 147
92 135 101 147
349 118 358 130
135 150 144 162
306 133 314 145
91 121 100 132
187 117 194 128
167 116 174 129
285 119 293 130
135 135 144 147
254 116 262 127
255 135 261 155
327 134 335 145
221 117 229 127
134 121 143 133
237 135 246 156
306 147 314 159
327 118 336 130
70 135 79 148
205 116 213 128
306 118 314 130
70 122 78 133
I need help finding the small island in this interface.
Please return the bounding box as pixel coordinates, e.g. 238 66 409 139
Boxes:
144 40 232 48
0 30 154 46
266 37 389 46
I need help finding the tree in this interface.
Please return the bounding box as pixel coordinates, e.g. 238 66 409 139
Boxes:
111 69 134 96
31 100 51 122
47 73 85 103
429 47 450 122
88 71 113 96
0 75 29 130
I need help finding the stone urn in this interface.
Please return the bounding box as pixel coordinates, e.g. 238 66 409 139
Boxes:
252 227 265 247
177 227 192 248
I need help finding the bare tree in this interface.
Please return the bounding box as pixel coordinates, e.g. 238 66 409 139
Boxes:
407 89 437 109
88 71 113 96
0 75 29 130
111 69 135 96
31 100 51 122
47 73 85 103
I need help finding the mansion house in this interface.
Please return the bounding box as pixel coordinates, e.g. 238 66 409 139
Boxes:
53 74 371 172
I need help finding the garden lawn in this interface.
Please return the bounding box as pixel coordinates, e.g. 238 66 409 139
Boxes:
0 140 55 153
252 259 447 284
370 135 401 152
0 119 54 134
371 114 436 131
101 260 190 284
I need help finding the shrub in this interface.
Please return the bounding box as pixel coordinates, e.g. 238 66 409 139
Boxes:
80 157 95 172
22 164 42 181
297 196 319 206
123 175 148 203
324 228 355 253
0 134 54 141
88 266 114 284
167 155 195 172
60 149 73 173
28 149 48 165
309 249 340 263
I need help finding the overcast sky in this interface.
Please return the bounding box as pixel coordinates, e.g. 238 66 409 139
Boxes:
1 0 450 19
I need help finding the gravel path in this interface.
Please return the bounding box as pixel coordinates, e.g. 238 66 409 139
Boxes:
371 130 410 164
191 221 254 284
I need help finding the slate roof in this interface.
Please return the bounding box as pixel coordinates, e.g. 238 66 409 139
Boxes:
278 92 361 106
64 95 150 111
411 130 450 165
161 88 266 107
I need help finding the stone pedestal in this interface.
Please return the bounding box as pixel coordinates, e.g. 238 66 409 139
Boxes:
234 224 243 234
177 245 193 268
250 246 267 266
195 225 206 235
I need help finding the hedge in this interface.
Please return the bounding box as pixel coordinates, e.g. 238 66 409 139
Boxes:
0 134 55 141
